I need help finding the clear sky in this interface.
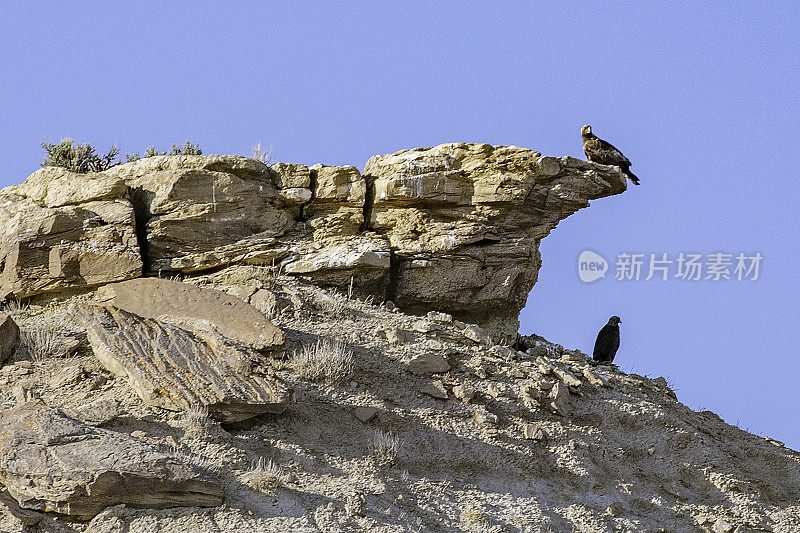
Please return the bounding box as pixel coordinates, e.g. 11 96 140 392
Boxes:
2 2 798 448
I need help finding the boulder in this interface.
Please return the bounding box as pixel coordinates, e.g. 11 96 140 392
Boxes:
81 305 292 422
0 311 20 365
407 353 450 375
0 400 223 519
0 168 142 299
94 277 283 351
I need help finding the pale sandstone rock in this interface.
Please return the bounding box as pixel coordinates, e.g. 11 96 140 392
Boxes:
3 146 625 339
420 379 448 400
117 155 295 273
407 353 450 375
0 400 223 519
523 422 548 441
81 305 292 422
549 381 571 416
354 406 378 423
94 277 283 351
63 397 120 426
0 168 142 299
379 327 414 344
452 384 476 403
365 143 626 336
0 488 42 526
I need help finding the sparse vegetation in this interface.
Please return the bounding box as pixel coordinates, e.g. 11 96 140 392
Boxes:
291 338 354 383
370 429 399 465
42 138 203 169
41 138 120 173
126 141 202 161
180 404 215 440
314 290 348 317
242 457 287 494
252 141 273 164
19 327 59 363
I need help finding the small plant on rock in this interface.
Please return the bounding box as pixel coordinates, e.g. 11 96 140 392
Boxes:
180 404 216 440
252 141 273 164
291 338 354 383
461 507 490 526
243 457 288 495
19 327 59 363
370 429 400 466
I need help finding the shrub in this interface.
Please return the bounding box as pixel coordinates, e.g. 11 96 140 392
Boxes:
41 138 120 173
170 141 202 155
252 141 272 164
19 327 59 363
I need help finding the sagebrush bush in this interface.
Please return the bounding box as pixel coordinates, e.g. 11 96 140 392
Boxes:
41 138 120 173
41 138 203 169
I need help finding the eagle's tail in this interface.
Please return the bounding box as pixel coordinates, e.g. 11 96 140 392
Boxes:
625 170 640 185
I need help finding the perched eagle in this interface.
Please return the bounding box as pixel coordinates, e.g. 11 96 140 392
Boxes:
581 125 640 185
593 316 622 364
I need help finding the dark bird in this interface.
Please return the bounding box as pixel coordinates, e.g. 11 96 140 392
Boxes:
581 125 640 185
593 316 622 364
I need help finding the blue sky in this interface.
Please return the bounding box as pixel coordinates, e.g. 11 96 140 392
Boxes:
2 2 799 448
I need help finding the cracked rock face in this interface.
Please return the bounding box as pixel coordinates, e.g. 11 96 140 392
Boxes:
0 144 625 336
0 400 223 519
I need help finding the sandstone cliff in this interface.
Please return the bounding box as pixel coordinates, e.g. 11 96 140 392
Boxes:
0 145 626 336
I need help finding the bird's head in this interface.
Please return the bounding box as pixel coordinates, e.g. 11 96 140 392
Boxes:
581 125 592 136
608 316 621 326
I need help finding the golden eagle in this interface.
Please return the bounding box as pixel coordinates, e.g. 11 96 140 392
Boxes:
593 316 621 364
581 125 640 185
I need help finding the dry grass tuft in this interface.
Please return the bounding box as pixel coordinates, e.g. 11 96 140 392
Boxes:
291 338 354 383
371 429 400 465
180 404 215 440
19 327 59 363
243 457 288 494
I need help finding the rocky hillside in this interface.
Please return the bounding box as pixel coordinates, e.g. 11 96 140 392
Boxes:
0 147 797 533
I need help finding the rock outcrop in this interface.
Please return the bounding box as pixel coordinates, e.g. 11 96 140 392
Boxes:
0 144 625 336
81 305 292 422
0 168 142 299
0 400 223 519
